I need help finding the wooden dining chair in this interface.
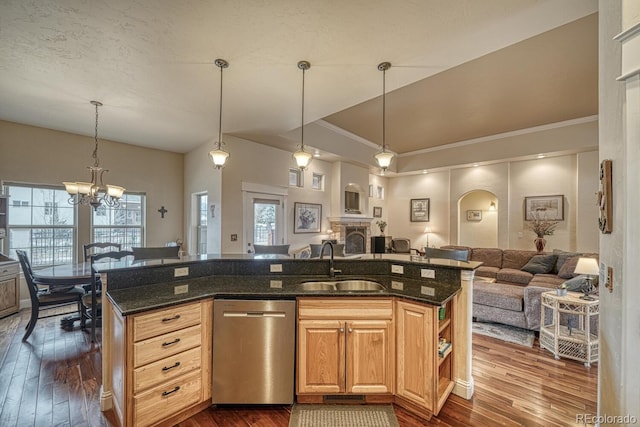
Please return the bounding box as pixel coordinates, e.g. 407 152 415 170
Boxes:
83 250 133 343
16 250 86 342
131 246 180 261
391 238 422 255
83 242 122 261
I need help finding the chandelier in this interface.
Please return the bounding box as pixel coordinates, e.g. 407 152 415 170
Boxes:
64 101 125 210
292 60 313 170
374 62 395 173
209 58 230 169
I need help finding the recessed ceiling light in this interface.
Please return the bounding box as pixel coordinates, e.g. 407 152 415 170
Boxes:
537 154 545 159
472 163 479 167
314 150 320 157
422 169 428 174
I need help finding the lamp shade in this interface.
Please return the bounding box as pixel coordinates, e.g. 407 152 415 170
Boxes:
574 257 599 276
293 149 313 169
374 151 394 169
209 148 229 168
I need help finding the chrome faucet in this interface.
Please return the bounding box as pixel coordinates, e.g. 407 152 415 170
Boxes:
320 241 342 278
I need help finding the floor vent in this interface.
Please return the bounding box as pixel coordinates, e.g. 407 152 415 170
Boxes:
323 395 366 404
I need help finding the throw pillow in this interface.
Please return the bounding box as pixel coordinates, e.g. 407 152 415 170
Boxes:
552 250 579 274
557 256 581 279
521 254 558 274
563 274 599 291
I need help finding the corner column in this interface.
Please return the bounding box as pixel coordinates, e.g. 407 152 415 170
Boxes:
453 269 474 399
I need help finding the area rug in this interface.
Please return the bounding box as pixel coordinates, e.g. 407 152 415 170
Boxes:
472 321 535 347
288 404 399 427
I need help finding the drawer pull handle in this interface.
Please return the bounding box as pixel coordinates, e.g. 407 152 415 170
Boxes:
162 314 181 322
162 386 180 397
162 361 181 371
162 338 181 347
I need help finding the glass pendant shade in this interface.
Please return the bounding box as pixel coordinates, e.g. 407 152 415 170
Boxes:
209 146 230 169
374 150 394 170
293 148 313 169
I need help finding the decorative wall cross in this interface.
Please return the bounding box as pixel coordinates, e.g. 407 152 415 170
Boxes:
158 206 168 218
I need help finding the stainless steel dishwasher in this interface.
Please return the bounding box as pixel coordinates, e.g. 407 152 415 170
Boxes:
212 299 296 404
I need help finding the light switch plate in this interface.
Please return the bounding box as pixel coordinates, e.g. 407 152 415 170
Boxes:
391 265 404 274
174 284 189 294
391 281 404 290
270 264 283 273
421 269 435 279
270 280 283 289
421 286 435 296
174 267 189 277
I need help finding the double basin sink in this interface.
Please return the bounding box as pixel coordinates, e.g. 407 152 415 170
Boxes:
296 280 386 293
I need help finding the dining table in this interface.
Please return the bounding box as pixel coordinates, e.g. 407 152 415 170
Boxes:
34 262 94 330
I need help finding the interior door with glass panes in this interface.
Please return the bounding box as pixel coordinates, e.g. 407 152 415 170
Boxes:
246 193 284 251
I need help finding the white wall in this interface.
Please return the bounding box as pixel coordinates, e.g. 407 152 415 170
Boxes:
459 190 498 248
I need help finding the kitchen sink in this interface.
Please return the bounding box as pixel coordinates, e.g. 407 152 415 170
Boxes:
296 280 385 292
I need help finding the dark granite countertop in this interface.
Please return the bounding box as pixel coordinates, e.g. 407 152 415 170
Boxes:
107 274 461 316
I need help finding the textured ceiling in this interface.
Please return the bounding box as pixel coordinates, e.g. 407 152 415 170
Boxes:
0 0 598 170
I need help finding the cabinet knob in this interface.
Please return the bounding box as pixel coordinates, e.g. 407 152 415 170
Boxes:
348 328 353 333
339 328 345 333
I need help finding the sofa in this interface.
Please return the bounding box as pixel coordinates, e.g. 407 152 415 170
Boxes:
442 246 598 331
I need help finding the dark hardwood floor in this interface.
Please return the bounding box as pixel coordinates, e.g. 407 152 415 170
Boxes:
0 308 597 426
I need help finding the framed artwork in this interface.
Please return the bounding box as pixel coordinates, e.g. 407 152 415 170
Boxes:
524 195 564 221
410 198 430 222
294 202 322 233
598 159 612 233
373 206 382 218
466 210 482 221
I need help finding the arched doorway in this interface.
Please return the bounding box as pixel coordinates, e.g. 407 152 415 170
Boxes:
458 190 498 247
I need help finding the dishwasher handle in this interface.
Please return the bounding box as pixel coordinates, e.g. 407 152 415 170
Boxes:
223 311 286 318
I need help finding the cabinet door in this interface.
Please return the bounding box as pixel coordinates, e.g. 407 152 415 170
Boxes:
0 276 19 318
395 300 435 409
297 320 345 393
346 320 393 394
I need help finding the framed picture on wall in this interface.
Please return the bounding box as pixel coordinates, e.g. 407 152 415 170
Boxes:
466 210 482 221
524 195 564 221
294 202 322 233
410 198 430 222
373 206 382 218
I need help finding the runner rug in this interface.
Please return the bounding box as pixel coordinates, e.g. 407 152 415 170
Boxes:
288 404 399 427
472 321 535 347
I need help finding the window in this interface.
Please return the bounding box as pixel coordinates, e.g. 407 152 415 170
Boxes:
311 173 324 190
289 168 303 187
5 183 76 268
92 193 145 250
196 193 207 255
252 197 283 245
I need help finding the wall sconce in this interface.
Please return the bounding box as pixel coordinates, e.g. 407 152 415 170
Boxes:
489 201 497 211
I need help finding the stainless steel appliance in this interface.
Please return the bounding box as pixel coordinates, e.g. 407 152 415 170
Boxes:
212 299 296 404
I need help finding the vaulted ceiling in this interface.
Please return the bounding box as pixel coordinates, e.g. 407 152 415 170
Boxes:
0 1 598 173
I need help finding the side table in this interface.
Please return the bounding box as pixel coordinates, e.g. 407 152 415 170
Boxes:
540 291 599 367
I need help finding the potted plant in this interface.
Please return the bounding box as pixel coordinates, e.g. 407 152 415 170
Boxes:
376 220 387 236
526 213 559 252
557 282 568 297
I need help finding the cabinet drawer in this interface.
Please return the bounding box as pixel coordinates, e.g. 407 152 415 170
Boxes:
134 346 201 393
133 370 202 427
0 263 19 278
134 324 201 368
298 298 393 320
133 302 202 342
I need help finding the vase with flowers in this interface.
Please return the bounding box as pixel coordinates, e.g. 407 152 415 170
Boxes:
376 220 387 236
526 213 559 252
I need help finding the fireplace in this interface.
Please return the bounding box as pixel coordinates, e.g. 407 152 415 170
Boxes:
345 227 366 255
328 220 372 254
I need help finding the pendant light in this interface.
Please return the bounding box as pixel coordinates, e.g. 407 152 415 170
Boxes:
292 60 313 170
209 58 230 169
374 61 395 173
64 101 125 210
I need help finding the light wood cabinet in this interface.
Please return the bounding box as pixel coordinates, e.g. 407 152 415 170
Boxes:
395 298 455 420
109 299 213 427
297 298 394 396
0 195 8 239
0 260 20 318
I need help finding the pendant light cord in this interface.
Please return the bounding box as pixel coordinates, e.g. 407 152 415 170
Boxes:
218 63 224 148
382 66 386 152
92 102 100 167
301 65 305 150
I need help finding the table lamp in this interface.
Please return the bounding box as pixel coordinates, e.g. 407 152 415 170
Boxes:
424 226 432 249
574 257 599 300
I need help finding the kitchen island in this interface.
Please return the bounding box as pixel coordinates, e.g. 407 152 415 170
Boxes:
99 253 480 426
